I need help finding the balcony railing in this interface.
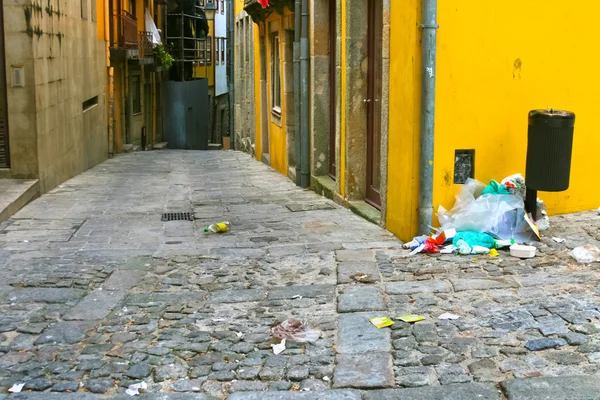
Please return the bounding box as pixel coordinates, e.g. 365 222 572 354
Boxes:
138 31 154 58
112 10 138 48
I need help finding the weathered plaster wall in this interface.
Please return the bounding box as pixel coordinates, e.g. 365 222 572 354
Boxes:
233 11 257 155
309 0 330 177
5 0 108 192
35 0 107 192
342 0 368 201
4 0 38 178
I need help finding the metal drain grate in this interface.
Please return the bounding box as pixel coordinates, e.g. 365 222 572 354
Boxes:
161 212 193 222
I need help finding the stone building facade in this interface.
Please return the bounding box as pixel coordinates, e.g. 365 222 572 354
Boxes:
1 0 108 193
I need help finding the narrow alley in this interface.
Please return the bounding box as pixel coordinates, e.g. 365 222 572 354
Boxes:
0 151 599 399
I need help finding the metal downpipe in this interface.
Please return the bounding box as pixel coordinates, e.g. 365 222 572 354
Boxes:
228 0 235 149
294 0 301 185
418 0 438 234
299 0 310 188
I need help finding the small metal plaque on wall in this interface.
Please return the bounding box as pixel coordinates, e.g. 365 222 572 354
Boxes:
454 149 475 184
11 66 24 88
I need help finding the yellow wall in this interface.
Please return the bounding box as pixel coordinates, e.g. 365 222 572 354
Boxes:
387 1 600 241
254 25 263 160
194 20 215 86
386 0 421 240
264 13 288 176
234 0 245 15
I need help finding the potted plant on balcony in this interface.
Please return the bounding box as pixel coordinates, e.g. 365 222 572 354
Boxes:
152 44 174 72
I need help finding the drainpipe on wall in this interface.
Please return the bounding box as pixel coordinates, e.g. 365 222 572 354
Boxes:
299 0 310 188
418 0 438 234
228 0 235 149
294 0 301 185
106 0 115 156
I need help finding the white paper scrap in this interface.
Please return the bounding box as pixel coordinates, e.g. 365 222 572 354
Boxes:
9 383 25 393
271 339 286 355
438 313 460 320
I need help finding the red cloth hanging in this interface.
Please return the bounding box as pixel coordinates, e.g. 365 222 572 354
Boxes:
258 0 269 8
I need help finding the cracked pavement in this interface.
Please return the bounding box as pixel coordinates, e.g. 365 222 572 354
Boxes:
1 151 600 399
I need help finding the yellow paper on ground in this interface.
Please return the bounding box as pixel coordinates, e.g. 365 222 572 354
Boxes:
370 317 395 328
397 314 425 323
490 248 499 257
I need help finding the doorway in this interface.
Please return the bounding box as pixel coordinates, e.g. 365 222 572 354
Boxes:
328 0 336 179
365 0 383 208
0 1 9 168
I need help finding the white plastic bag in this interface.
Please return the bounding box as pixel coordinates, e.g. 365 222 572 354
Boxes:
571 245 600 263
438 179 535 243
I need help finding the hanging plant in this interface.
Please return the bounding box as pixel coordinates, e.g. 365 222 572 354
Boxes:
155 44 174 70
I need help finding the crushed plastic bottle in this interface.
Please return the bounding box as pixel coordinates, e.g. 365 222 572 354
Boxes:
204 221 231 233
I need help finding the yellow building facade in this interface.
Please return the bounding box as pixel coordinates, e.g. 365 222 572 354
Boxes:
108 0 163 153
236 0 597 242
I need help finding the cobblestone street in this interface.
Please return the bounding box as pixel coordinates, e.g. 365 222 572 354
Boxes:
1 151 600 399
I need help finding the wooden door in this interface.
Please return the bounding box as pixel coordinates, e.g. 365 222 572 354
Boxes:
0 1 9 168
328 0 336 179
366 0 383 207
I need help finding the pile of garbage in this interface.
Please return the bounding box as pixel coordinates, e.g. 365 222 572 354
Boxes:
406 174 544 258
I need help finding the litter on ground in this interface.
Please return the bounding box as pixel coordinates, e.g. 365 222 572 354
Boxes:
271 319 321 342
571 245 600 263
8 383 24 393
438 313 460 320
370 317 395 328
397 314 425 323
271 339 286 355
126 381 148 396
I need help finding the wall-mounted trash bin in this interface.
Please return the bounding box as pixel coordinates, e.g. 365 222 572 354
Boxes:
525 109 575 192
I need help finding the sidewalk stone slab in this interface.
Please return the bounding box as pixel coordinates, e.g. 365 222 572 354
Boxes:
364 383 500 400
34 321 96 345
210 289 267 303
525 338 567 351
337 313 391 354
269 284 335 300
6 395 98 400
64 289 125 321
10 288 86 304
338 262 381 284
338 286 385 313
333 352 394 389
501 375 600 400
451 277 519 292
228 391 362 400
386 280 450 295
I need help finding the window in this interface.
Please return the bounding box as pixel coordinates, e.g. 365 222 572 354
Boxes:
215 0 218 11
81 0 88 19
132 76 141 114
199 0 205 5
129 0 136 17
91 0 96 21
82 96 99 112
220 0 224 14
215 38 220 65
221 38 225 64
199 39 206 65
271 34 281 113
206 36 212 65
206 0 215 8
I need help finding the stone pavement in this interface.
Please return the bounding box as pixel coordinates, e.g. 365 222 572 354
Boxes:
0 151 600 399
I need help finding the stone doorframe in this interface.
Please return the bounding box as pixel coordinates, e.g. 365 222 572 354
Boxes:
310 0 390 226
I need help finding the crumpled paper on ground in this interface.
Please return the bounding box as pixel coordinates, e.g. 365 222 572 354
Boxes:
571 245 600 263
126 382 148 396
271 319 321 343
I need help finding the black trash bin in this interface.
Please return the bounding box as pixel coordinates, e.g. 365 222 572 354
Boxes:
525 109 575 217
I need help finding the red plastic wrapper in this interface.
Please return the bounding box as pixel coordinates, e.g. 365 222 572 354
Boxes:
423 238 440 253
